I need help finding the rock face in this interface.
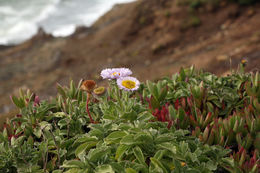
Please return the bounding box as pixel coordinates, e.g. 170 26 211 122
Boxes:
0 0 260 116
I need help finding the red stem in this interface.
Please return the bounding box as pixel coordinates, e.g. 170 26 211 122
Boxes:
86 93 94 123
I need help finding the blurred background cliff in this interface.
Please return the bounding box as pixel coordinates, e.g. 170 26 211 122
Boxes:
0 0 260 122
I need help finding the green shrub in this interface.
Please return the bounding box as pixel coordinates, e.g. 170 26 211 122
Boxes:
1 65 260 172
180 0 257 9
229 0 257 5
139 65 260 172
0 68 236 172
180 16 201 30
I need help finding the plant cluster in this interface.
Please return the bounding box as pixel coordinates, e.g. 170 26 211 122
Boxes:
177 0 257 30
0 66 259 172
140 65 260 172
177 0 257 9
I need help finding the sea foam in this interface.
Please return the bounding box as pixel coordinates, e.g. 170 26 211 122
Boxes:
0 0 136 45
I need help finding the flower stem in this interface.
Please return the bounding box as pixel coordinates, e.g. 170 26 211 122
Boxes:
86 93 94 123
116 85 123 109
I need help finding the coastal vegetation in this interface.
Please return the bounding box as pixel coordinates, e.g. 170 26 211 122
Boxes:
0 65 259 172
1 0 260 120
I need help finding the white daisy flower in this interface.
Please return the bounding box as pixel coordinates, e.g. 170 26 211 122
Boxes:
117 76 140 91
101 68 132 79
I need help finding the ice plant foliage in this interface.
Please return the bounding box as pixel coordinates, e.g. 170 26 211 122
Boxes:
100 68 132 79
144 66 260 172
117 76 140 91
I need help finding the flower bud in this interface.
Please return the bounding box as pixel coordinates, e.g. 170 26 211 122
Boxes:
181 162 186 167
93 86 106 96
241 58 248 67
81 80 96 93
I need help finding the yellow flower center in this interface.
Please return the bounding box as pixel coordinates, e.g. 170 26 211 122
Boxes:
241 59 247 64
122 80 136 89
112 72 120 76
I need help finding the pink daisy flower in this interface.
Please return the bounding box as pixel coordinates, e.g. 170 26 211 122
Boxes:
101 68 132 79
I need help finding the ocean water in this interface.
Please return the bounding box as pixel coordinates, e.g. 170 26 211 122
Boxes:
0 0 136 45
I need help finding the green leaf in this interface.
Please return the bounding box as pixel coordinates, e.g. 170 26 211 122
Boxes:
134 133 153 145
95 165 115 173
105 131 128 144
177 108 186 122
147 81 159 100
64 168 85 173
190 65 195 76
70 80 76 98
88 129 104 139
120 135 135 145
75 141 97 157
206 160 217 170
39 121 52 131
73 136 98 146
133 146 146 165
88 146 110 163
157 142 177 154
155 134 176 144
121 111 138 121
179 67 186 81
103 114 117 120
52 112 67 118
253 98 260 113
137 111 155 122
203 126 210 142
154 150 166 160
158 86 168 102
206 102 214 113
58 119 69 129
150 157 168 173
115 144 129 161
221 157 234 167
56 83 67 99
11 95 25 108
125 168 137 173
33 127 42 138
62 160 85 169
150 96 160 109
2 128 8 139
246 82 257 97
168 105 177 119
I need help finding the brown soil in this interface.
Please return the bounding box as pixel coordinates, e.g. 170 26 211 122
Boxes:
0 0 260 121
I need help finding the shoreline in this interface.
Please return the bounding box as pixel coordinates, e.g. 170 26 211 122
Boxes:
0 1 136 47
